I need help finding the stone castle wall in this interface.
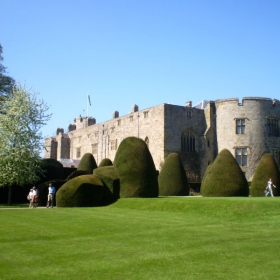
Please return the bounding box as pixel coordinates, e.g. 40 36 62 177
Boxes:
44 97 280 181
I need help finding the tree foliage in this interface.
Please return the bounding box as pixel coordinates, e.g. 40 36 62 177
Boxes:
0 44 15 98
0 84 51 187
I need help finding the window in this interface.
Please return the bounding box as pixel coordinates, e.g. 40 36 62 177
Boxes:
144 111 149 118
110 126 115 133
94 131 98 138
235 148 247 166
267 118 279 136
236 119 245 134
117 119 121 126
115 139 118 150
110 140 115 150
187 110 192 118
76 147 81 158
181 131 196 152
92 144 97 155
129 116 133 122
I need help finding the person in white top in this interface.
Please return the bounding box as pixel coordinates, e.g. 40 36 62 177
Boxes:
27 188 33 208
265 178 277 197
32 186 39 208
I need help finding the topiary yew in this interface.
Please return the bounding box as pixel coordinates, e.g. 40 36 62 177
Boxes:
56 174 114 207
77 153 97 174
201 149 249 197
250 153 280 197
98 158 113 167
158 153 189 196
114 137 158 198
93 166 120 201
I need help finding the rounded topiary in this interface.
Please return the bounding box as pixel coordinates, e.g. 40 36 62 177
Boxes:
93 166 120 201
66 170 88 181
250 153 280 197
77 153 97 174
56 174 114 207
98 158 113 167
201 149 249 197
158 153 189 196
114 137 158 198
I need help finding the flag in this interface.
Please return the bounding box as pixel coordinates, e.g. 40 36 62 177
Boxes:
88 94 91 106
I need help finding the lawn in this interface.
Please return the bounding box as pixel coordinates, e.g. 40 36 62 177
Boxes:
0 197 279 280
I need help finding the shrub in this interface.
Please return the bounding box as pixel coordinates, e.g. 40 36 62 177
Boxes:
201 149 249 197
250 153 280 197
38 158 63 182
114 137 158 198
66 170 88 181
158 153 189 196
77 153 97 173
93 166 120 201
98 158 113 167
56 174 114 207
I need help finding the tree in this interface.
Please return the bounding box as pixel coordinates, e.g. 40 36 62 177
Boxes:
0 44 15 98
0 84 51 204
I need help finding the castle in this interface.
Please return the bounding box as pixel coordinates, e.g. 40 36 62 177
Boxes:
44 97 280 181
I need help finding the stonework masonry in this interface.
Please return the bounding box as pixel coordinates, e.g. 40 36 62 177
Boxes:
44 97 280 181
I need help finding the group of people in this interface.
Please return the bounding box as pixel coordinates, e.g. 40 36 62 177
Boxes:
27 183 56 208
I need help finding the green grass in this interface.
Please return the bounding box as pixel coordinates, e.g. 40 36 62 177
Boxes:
0 197 280 280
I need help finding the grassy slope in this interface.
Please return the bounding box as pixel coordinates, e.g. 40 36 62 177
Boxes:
0 197 279 280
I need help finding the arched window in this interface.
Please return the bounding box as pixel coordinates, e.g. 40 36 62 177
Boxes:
181 131 196 152
145 137 149 149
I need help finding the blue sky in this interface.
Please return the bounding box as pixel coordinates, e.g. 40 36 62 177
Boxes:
1 0 280 154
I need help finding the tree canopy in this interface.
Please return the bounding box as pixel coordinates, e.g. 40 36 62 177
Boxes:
0 44 15 98
0 84 51 189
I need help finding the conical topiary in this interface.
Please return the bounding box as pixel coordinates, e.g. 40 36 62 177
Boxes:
98 158 113 167
250 153 280 197
77 153 97 174
114 137 158 198
201 149 249 197
158 153 189 196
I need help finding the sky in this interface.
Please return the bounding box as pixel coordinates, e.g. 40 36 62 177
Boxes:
1 0 280 156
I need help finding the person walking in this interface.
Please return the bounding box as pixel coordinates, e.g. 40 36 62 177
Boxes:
46 183 56 208
265 178 277 197
27 188 33 208
32 186 39 208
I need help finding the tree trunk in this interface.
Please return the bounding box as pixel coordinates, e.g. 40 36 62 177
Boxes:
8 185 13 205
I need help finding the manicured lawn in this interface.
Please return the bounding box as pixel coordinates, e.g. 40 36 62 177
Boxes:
0 197 279 280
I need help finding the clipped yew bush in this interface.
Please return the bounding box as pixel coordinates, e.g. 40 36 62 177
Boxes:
201 149 249 197
93 166 120 200
77 153 97 173
158 153 189 196
114 137 159 198
56 174 114 207
98 158 113 167
250 153 280 197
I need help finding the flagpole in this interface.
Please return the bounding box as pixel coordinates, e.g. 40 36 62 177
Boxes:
87 92 88 117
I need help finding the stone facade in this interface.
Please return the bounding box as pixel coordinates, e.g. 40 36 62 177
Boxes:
44 97 280 181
